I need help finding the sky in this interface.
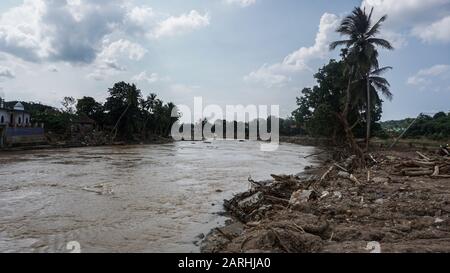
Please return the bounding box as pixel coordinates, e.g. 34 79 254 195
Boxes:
0 0 449 122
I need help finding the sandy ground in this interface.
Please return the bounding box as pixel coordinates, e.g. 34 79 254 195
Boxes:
201 148 450 253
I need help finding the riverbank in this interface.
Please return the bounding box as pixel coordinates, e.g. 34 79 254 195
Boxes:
201 145 450 253
0 135 174 152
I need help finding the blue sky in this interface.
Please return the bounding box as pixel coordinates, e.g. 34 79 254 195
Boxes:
0 0 449 121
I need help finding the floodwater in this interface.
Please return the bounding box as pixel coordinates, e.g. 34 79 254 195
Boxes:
0 141 318 253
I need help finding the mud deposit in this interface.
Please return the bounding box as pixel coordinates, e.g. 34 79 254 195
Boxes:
202 150 450 253
0 141 318 253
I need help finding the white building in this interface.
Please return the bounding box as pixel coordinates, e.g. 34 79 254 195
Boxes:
0 100 31 127
1 98 44 148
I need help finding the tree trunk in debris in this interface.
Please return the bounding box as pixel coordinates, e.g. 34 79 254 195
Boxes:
337 66 365 165
337 113 365 163
366 74 371 151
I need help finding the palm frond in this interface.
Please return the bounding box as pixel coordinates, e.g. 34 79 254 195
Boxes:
370 76 390 87
329 40 353 50
371 66 392 76
366 15 387 38
367 38 394 50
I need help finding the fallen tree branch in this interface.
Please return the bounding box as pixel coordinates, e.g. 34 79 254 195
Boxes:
416 151 431 161
403 170 433 177
432 166 440 176
304 150 326 159
334 163 348 173
265 195 290 205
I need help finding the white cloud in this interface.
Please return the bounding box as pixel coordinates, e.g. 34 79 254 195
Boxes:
0 1 209 64
380 30 408 49
225 0 257 7
407 64 450 90
412 16 450 43
132 71 169 84
152 10 210 39
0 0 49 62
88 39 147 81
362 0 450 45
244 13 339 88
125 5 155 28
132 71 159 83
244 64 291 88
0 66 15 80
362 0 450 24
98 39 147 61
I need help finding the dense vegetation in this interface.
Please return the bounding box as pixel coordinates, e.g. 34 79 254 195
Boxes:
7 82 179 141
382 112 450 140
290 58 386 141
287 7 394 159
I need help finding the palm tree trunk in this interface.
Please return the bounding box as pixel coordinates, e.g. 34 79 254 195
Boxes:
339 66 365 165
366 74 371 151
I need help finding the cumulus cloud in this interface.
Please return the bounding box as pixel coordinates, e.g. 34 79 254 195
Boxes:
362 0 450 45
407 64 450 90
0 66 15 80
0 1 210 65
98 39 147 61
88 39 146 81
0 0 49 62
152 10 210 39
225 0 257 7
132 71 169 84
125 5 155 28
412 16 450 43
0 0 126 64
244 13 339 88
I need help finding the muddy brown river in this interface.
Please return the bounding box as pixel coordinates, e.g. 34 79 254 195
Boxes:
0 141 318 253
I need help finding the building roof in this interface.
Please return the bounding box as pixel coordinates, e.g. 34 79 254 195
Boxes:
14 102 25 111
0 101 30 114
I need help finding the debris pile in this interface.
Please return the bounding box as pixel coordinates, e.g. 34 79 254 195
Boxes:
202 149 450 253
390 151 450 178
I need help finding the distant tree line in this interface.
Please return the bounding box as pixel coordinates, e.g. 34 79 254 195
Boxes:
382 112 450 140
7 82 179 141
176 116 305 140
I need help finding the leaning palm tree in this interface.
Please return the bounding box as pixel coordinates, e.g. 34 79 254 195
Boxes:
351 67 393 121
330 7 393 150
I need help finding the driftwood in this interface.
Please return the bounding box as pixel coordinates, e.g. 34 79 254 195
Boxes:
392 151 450 177
304 150 326 159
248 176 264 188
265 195 290 205
401 167 432 172
432 166 440 176
334 163 349 172
396 160 435 168
416 151 431 161
403 170 434 177
432 174 450 178
368 154 378 164
337 171 360 184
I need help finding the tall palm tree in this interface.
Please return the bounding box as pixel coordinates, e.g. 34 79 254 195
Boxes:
330 7 393 150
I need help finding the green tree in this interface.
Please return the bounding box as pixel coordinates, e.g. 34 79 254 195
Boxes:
76 96 104 125
330 7 393 150
351 66 393 134
104 82 142 140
